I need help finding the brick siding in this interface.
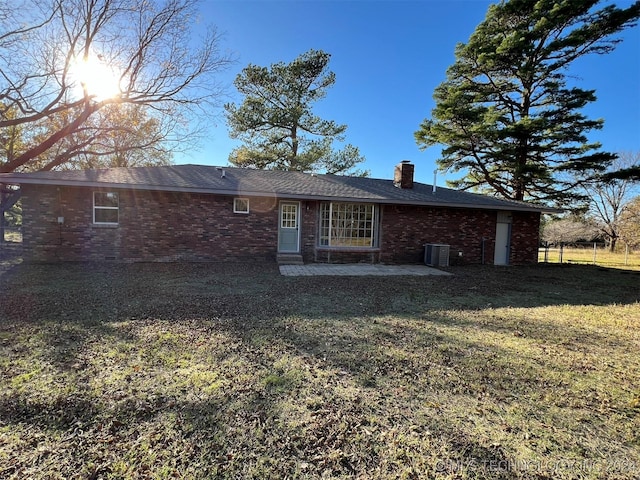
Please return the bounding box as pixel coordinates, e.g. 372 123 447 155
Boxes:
20 185 540 265
308 205 539 266
21 185 279 262
378 205 539 265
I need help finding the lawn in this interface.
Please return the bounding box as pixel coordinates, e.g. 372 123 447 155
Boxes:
0 260 639 479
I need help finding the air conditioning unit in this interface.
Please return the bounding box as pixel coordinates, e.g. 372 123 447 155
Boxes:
424 244 450 267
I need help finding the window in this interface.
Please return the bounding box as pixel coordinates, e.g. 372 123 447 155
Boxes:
319 202 377 247
281 203 297 228
234 198 249 214
93 192 119 224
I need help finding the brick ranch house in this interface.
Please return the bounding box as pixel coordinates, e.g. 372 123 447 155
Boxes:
0 161 554 265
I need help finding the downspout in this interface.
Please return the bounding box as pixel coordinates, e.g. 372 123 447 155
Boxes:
0 184 5 245
58 187 64 246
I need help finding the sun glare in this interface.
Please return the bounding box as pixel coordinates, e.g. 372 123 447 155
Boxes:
71 53 121 101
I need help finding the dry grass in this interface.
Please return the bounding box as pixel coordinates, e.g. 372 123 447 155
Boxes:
539 246 640 271
0 261 639 479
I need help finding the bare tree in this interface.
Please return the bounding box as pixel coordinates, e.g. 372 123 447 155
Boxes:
582 152 640 251
618 196 640 249
0 0 232 173
541 216 599 245
27 104 175 171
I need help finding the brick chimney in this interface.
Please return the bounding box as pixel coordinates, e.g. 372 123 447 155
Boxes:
393 160 414 189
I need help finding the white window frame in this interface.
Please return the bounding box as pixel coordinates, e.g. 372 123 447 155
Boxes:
93 192 119 225
319 202 378 248
280 203 298 228
233 197 250 214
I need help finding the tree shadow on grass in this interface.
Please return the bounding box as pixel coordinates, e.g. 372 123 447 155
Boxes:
0 389 235 477
285 263 640 311
0 261 638 478
0 356 520 479
1 261 637 382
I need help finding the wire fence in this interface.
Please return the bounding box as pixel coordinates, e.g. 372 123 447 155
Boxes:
539 242 640 270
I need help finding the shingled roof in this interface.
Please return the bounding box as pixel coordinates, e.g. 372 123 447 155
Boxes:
0 164 554 213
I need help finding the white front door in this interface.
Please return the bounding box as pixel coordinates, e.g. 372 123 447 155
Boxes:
494 221 511 265
278 201 300 253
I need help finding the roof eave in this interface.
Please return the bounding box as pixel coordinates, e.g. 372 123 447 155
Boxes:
1 176 553 213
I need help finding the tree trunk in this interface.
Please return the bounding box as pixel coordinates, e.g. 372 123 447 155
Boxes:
0 102 99 173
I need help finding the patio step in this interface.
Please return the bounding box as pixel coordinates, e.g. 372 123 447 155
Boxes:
277 253 304 265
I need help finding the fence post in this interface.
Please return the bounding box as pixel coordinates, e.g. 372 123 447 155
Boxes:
559 243 564 264
625 244 629 266
593 242 597 265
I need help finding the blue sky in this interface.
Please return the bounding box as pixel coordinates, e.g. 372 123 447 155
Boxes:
183 0 640 185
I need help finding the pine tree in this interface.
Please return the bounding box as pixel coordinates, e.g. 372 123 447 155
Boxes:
225 49 366 175
415 0 640 206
